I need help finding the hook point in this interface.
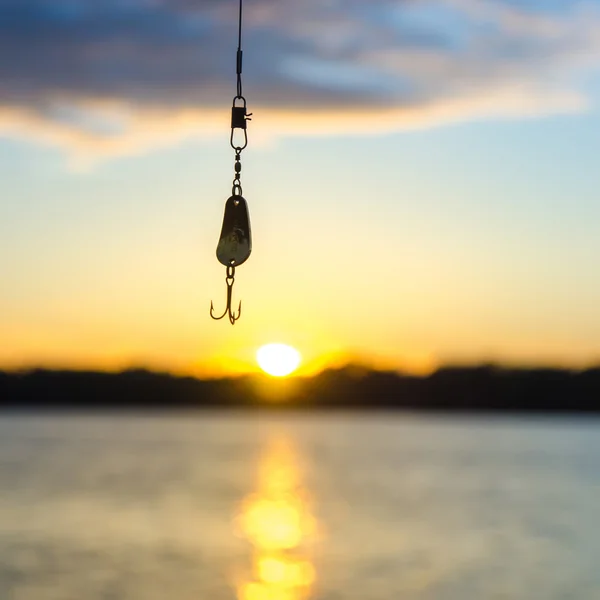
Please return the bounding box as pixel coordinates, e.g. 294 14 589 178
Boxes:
210 271 242 323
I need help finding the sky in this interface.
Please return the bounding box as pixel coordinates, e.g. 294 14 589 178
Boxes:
1 0 600 377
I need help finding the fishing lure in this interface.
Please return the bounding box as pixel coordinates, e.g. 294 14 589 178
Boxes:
210 0 252 325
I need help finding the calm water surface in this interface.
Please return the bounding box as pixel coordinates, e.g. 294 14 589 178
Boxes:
0 412 599 600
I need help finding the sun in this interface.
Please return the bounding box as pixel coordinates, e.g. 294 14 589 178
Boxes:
256 344 302 377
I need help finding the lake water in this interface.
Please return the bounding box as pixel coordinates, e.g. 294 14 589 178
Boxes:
0 412 599 600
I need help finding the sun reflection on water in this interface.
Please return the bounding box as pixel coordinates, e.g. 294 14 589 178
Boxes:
235 436 318 600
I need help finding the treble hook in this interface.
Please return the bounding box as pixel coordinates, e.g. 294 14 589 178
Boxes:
210 265 242 325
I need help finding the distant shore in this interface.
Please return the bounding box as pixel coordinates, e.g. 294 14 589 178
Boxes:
1 365 599 412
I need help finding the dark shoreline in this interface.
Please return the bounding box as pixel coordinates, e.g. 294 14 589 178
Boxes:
1 365 600 412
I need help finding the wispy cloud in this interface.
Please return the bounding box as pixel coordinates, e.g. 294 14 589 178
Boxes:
0 0 599 158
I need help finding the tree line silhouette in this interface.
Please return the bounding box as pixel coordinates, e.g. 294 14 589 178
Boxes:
1 365 600 411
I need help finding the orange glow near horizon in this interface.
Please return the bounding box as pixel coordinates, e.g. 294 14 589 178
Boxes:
1 338 595 379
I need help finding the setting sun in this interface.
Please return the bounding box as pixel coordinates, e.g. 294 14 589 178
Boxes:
256 344 301 377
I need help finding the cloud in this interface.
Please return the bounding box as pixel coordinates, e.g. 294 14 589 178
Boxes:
0 0 599 159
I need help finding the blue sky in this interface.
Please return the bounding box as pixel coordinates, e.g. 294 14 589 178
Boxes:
1 0 600 375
